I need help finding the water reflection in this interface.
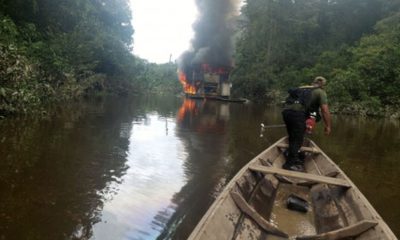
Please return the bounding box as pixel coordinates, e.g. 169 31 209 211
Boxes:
177 98 230 134
91 98 232 239
92 114 186 239
0 98 131 240
155 98 232 239
0 96 399 239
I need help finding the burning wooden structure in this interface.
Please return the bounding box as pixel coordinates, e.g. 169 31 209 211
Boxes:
176 0 244 102
178 64 232 100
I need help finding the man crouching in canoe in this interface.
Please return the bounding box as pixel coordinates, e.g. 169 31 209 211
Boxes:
281 76 332 172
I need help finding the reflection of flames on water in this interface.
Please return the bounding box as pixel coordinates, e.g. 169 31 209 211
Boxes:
177 98 201 123
176 98 229 134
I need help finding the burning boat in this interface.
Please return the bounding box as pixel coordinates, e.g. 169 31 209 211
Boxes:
177 0 245 102
178 63 233 100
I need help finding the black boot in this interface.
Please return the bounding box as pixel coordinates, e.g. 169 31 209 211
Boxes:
287 164 305 172
282 160 293 170
282 150 294 170
289 159 305 172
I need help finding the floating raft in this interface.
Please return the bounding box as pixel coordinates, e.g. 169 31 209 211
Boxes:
188 137 397 240
185 94 248 103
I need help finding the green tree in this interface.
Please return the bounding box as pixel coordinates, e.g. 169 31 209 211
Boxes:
0 0 155 115
232 0 400 117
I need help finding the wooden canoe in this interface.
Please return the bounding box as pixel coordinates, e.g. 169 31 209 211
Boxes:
188 137 397 240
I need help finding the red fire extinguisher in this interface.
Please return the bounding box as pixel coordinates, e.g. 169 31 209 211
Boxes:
305 112 317 134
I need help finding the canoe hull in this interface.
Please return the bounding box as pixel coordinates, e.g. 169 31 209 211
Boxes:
188 137 397 240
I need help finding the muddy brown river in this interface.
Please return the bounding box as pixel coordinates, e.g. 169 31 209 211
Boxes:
0 95 399 239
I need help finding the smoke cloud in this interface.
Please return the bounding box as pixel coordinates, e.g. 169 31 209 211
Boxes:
179 0 241 70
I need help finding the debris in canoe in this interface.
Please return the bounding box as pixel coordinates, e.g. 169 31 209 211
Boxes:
287 194 309 213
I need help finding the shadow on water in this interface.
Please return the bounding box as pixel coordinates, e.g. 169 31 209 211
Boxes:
0 95 399 239
0 97 136 239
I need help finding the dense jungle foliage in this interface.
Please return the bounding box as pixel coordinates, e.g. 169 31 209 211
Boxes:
2 0 400 118
232 0 400 117
0 0 179 116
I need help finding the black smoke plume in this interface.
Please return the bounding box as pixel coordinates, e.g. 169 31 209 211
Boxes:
179 0 241 71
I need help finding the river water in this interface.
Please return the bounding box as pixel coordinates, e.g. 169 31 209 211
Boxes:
0 95 399 239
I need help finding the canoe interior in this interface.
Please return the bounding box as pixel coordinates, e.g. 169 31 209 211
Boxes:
189 137 397 240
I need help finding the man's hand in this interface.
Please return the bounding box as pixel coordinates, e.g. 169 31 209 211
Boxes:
321 104 331 136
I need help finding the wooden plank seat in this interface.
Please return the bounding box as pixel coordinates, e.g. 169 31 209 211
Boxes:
297 171 340 187
276 143 321 154
248 166 351 188
259 160 341 186
296 220 378 240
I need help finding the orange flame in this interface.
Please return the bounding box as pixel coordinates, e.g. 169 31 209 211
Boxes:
177 98 197 122
178 70 196 95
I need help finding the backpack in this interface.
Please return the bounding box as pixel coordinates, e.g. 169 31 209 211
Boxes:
285 86 317 114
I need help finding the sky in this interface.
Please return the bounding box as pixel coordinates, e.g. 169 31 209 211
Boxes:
129 0 198 64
